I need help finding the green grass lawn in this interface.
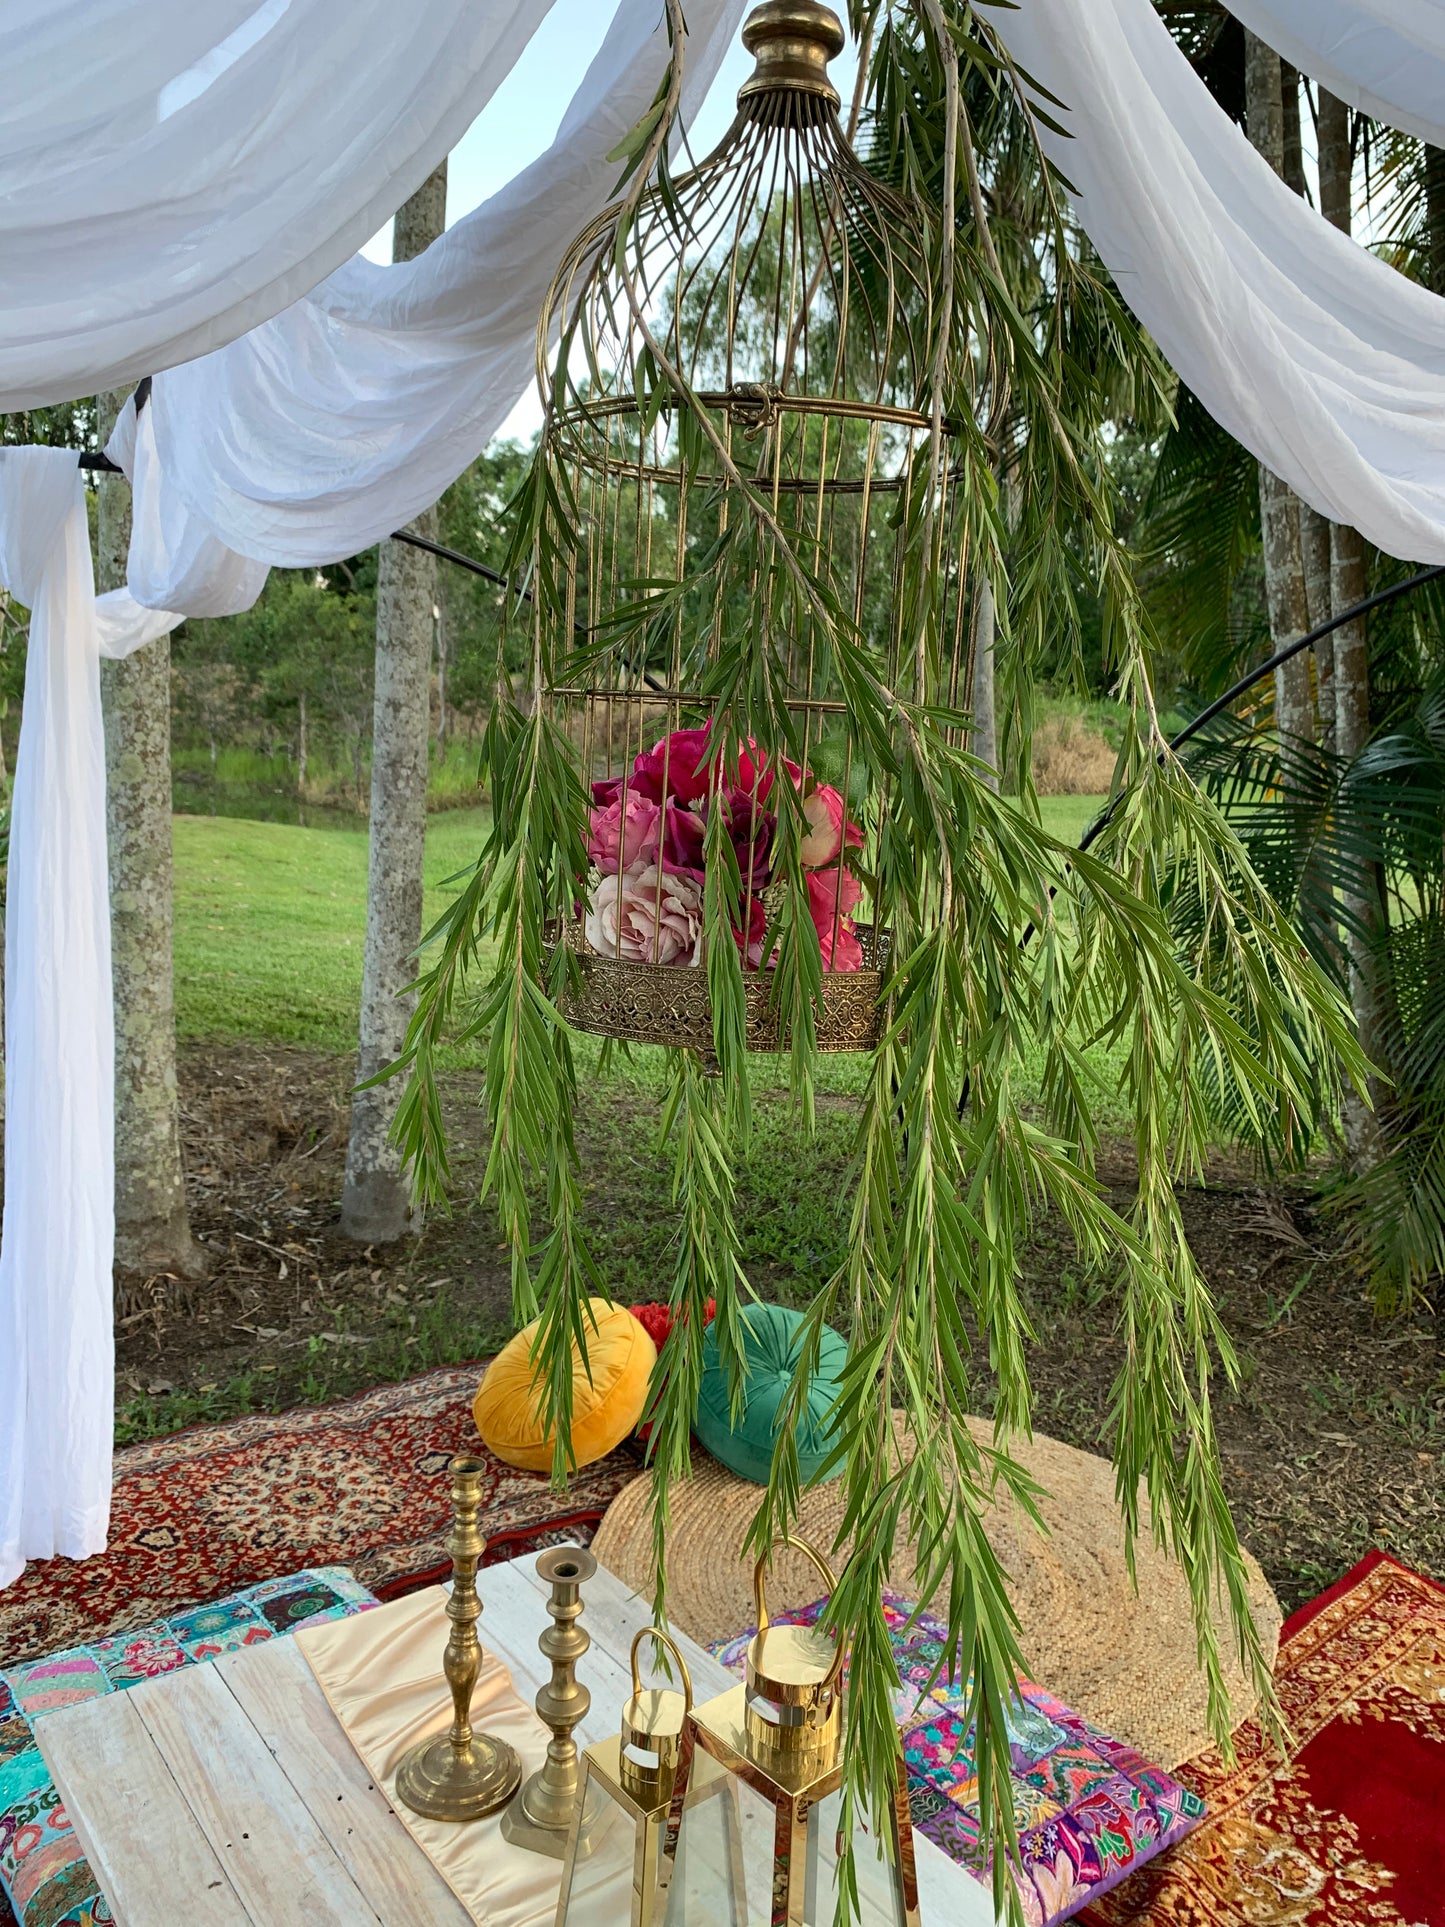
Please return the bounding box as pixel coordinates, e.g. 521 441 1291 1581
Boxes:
173 809 491 1049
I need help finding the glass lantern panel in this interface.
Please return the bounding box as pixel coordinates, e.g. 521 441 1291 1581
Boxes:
554 1770 637 1927
661 1755 763 1926
663 1764 908 1926
803 1788 909 1927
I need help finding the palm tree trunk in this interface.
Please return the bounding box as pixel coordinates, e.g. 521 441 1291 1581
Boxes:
341 164 447 1243
97 389 204 1277
1244 35 1316 745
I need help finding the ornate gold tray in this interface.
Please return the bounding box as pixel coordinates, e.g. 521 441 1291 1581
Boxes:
546 921 889 1054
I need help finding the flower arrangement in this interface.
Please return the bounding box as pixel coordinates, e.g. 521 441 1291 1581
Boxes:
582 726 865 972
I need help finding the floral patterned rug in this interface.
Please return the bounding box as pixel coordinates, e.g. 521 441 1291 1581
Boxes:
1082 1552 1445 1927
0 1364 641 1672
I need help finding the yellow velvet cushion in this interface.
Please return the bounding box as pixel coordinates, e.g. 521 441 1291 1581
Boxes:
473 1299 657 1473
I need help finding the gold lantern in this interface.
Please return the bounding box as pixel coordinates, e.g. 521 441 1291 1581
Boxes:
661 1537 921 1926
553 1627 697 1927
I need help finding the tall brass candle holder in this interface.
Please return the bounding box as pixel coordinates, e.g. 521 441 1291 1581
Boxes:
500 1545 607 1858
395 1454 523 1823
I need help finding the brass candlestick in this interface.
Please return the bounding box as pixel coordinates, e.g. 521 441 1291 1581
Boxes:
395 1454 523 1823
500 1545 607 1858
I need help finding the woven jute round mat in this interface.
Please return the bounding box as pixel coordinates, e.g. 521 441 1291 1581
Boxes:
592 1415 1281 1770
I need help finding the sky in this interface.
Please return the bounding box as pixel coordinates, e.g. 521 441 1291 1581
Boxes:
362 0 857 441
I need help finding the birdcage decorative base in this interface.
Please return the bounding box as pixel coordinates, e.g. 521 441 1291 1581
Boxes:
548 923 889 1055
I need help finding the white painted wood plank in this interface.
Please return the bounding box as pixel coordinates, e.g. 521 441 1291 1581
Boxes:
217 1639 473 1927
130 1662 383 1925
37 1692 249 1927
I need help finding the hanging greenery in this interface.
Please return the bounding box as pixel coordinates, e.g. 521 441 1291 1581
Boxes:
389 3 1368 1918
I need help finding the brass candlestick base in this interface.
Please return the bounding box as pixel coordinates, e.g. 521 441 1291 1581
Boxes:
501 1545 608 1859
395 1454 522 1824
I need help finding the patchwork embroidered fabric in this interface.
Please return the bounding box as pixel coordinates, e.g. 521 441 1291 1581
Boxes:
0 1566 376 1927
712 1590 1205 1927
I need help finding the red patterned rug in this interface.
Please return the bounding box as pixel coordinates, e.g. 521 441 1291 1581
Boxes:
0 1364 642 1671
1083 1552 1445 1927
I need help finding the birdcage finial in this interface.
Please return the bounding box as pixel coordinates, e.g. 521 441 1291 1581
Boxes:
738 1 845 115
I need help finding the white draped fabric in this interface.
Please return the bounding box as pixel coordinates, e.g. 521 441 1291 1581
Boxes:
0 0 562 411
0 449 177 1589
1227 0 1445 147
131 0 748 577
0 0 743 1584
990 0 1445 566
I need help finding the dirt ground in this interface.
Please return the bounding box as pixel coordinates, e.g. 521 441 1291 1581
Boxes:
113 1042 1443 1618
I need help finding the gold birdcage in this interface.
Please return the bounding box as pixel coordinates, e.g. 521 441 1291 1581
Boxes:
534 0 967 1054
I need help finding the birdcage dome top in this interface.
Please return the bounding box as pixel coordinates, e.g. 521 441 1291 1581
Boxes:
537 0 936 446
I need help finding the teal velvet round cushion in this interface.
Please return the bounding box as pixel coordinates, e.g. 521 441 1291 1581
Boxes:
694 1303 847 1485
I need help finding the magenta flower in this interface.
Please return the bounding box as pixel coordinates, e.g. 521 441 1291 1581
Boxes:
632 726 714 804
657 799 707 879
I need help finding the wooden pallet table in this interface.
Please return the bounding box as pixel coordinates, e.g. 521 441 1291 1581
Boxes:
36 1550 993 1925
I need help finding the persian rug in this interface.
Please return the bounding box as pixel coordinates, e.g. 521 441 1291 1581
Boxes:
1081 1551 1445 1927
0 1364 642 1673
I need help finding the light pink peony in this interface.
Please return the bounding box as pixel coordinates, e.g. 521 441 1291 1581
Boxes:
798 784 863 869
587 791 661 874
584 864 703 966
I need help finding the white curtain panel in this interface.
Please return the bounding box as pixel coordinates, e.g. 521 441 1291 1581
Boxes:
0 449 176 1589
990 0 1445 565
0 0 743 1587
1227 0 1445 146
0 0 562 411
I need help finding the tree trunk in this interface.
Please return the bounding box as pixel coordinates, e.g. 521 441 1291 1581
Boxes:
1245 34 1315 744
297 688 308 793
96 389 204 1278
1301 507 1335 749
1315 90 1384 1167
341 164 446 1244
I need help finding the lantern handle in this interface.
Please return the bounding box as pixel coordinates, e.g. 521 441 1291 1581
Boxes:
630 1625 694 1716
752 1534 848 1693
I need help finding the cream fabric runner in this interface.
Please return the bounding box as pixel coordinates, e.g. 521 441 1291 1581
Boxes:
298 1587 582 1926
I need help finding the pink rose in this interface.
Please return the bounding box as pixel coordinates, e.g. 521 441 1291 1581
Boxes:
806 869 864 974
584 865 703 966
798 784 863 869
587 791 660 874
806 866 862 930
818 921 864 973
